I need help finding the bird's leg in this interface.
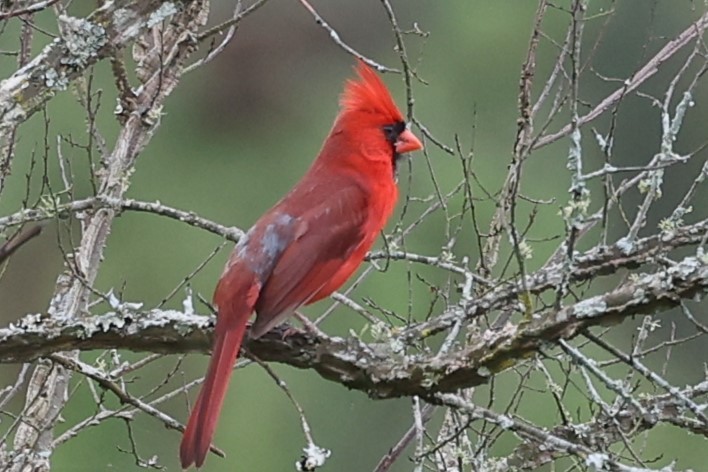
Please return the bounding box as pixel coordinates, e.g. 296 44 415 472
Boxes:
283 311 327 338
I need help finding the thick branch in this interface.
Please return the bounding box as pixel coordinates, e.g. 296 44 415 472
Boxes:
1 256 704 399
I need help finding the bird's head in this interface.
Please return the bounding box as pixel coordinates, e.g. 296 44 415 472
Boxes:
330 60 423 170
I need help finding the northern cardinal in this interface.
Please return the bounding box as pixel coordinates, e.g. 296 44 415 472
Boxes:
179 61 423 469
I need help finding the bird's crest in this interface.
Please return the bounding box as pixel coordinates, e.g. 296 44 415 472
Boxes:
341 60 405 124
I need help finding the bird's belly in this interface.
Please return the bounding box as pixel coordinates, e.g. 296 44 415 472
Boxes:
308 237 372 304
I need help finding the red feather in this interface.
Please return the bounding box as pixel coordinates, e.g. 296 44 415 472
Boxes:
179 61 422 469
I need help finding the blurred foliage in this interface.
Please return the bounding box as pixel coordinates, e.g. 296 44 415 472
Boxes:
0 0 706 470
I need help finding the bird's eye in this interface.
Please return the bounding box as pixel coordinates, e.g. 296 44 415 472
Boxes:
383 121 406 144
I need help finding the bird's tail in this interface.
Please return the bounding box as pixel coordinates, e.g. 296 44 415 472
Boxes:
180 272 260 469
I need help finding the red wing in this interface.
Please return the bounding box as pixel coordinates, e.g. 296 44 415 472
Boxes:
251 184 369 337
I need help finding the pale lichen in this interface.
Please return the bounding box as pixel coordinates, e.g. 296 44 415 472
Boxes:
295 443 331 471
57 15 107 68
615 237 634 255
477 366 492 377
572 298 607 318
148 2 179 28
585 452 608 470
497 414 514 430
476 457 510 472
518 239 533 260
697 247 708 265
42 69 68 90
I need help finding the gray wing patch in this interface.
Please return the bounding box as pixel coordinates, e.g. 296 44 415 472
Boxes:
234 212 301 282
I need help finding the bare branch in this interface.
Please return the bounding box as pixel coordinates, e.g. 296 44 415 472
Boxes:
533 11 708 150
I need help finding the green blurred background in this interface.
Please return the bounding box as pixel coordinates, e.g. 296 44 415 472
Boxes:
1 1 707 470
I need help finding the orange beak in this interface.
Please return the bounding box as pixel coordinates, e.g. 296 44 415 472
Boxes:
395 129 423 154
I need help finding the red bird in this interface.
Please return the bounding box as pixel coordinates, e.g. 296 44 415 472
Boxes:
179 61 423 468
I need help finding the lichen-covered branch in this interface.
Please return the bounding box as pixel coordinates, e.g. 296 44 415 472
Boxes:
0 0 184 139
402 218 707 343
0 254 704 400
507 380 708 469
3 1 208 470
